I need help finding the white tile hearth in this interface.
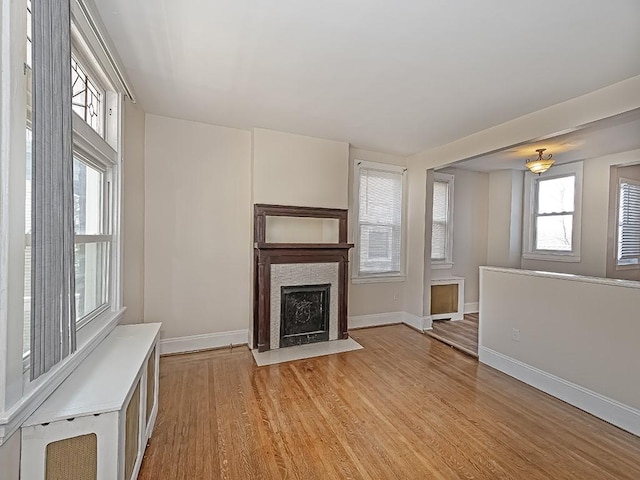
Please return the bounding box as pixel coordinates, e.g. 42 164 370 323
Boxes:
251 338 363 367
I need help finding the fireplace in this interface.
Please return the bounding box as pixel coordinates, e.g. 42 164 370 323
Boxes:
253 204 354 352
280 284 330 347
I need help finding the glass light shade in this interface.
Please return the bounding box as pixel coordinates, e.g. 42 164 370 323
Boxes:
526 158 555 175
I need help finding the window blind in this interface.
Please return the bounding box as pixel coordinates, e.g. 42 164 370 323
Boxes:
31 0 77 379
618 181 640 265
358 166 403 275
431 180 449 261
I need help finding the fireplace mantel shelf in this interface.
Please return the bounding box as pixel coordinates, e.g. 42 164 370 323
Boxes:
255 242 354 250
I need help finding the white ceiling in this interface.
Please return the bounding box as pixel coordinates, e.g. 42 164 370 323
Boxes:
95 0 640 155
452 109 640 172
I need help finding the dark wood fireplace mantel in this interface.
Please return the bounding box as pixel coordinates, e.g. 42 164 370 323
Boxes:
253 204 353 352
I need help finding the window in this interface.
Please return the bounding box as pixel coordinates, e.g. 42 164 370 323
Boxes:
71 55 104 135
617 179 640 266
523 162 583 262
431 173 454 268
22 11 121 365
353 161 406 281
74 156 111 322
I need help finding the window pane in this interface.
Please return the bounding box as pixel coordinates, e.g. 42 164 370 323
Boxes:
537 175 575 214
618 181 640 264
431 221 446 260
75 242 109 319
431 180 449 260
358 166 403 275
71 56 103 135
74 158 103 235
536 215 573 251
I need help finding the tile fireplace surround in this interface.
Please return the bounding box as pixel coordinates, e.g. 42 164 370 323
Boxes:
253 204 353 352
270 263 339 349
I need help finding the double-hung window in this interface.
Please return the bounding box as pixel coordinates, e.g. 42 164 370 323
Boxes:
431 173 454 268
23 3 122 365
523 161 583 262
353 161 406 281
617 178 640 267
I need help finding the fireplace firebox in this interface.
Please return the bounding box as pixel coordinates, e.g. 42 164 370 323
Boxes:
280 284 331 347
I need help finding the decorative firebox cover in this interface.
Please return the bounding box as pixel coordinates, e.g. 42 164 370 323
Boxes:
280 284 331 347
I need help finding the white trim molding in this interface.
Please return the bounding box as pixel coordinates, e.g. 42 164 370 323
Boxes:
348 311 433 332
348 312 403 330
522 161 584 262
160 329 249 355
464 302 479 314
402 312 432 332
479 346 640 437
481 266 640 290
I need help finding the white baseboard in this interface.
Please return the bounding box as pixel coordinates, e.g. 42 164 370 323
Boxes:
464 302 479 314
402 312 431 332
348 312 403 329
160 329 249 355
479 346 640 437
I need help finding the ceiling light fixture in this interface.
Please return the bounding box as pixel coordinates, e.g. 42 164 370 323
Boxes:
525 148 554 175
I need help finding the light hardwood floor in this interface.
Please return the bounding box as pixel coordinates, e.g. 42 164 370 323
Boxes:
139 325 640 479
428 313 479 357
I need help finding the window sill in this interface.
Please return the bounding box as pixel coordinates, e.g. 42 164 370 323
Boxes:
431 262 454 270
0 307 124 446
352 274 405 284
522 252 581 263
616 262 640 271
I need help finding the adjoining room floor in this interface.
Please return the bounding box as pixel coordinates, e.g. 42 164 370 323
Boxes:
427 313 479 357
139 325 640 480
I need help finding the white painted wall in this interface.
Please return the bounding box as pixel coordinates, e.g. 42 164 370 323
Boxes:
405 75 640 317
0 431 20 480
521 149 640 277
253 128 349 209
431 168 489 306
348 148 407 317
479 267 640 434
486 170 523 268
121 99 145 324
144 115 252 339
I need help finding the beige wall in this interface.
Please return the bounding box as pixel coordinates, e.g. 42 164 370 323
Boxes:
265 217 339 243
121 99 146 324
521 150 640 277
406 75 640 317
144 114 252 339
486 170 524 269
0 431 20 480
431 168 489 305
348 148 407 316
480 267 640 413
253 128 349 209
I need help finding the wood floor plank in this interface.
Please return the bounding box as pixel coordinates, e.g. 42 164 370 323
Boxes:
428 314 479 355
139 325 640 479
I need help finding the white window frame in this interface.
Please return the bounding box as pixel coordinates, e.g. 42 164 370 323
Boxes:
431 172 454 269
352 160 407 284
522 161 583 262
616 177 640 269
21 15 122 371
0 0 131 447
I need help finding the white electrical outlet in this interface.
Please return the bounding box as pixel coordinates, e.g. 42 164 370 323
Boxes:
512 328 520 341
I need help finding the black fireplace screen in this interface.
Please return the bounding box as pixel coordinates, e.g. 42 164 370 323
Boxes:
280 284 331 347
